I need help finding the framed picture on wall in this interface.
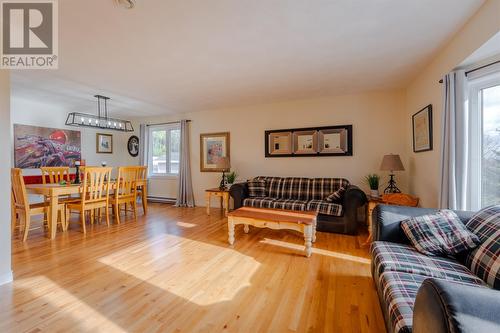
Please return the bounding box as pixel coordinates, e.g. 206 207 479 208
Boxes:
412 104 433 152
200 132 230 172
293 130 317 154
13 124 81 168
96 133 113 154
267 131 293 155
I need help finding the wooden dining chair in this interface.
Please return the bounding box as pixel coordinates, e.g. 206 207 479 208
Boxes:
11 168 65 241
135 166 148 214
66 167 112 234
41 167 71 184
112 167 138 224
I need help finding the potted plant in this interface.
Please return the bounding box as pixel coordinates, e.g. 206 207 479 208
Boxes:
225 171 238 187
365 174 380 197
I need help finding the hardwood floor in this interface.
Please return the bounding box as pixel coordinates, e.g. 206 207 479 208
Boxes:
1 204 386 333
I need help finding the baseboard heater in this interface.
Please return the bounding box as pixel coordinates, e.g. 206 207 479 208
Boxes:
147 196 176 204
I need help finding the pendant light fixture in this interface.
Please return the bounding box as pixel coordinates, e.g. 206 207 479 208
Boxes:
65 95 134 132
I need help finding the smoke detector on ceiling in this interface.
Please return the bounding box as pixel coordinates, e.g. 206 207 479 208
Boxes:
116 0 135 9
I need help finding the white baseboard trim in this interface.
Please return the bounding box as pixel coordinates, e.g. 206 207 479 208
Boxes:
0 271 13 286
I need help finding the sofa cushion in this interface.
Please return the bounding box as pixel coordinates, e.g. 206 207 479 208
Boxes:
279 177 311 201
464 205 500 289
271 199 308 211
379 271 426 333
306 200 343 216
248 179 267 197
400 210 480 257
243 197 276 209
310 178 350 200
372 241 485 285
243 197 307 211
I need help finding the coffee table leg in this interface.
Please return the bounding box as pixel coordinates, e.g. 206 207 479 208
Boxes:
228 217 235 245
304 225 313 257
244 224 249 233
312 218 317 243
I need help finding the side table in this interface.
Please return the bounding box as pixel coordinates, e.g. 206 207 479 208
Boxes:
205 188 230 217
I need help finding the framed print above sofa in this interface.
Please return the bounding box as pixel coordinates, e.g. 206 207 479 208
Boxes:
200 132 230 172
265 125 352 157
412 104 433 152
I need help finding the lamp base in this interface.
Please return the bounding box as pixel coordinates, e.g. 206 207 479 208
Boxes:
384 174 401 194
219 171 226 190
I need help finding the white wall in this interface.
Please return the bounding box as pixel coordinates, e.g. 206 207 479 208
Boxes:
11 96 139 176
0 71 12 285
405 0 500 208
140 90 408 206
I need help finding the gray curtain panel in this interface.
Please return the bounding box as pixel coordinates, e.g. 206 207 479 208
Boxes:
139 124 147 166
439 70 470 210
175 120 195 207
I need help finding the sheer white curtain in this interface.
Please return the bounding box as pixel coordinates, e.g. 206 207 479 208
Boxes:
175 120 195 207
439 70 471 210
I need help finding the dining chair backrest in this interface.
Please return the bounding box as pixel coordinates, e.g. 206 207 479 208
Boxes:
41 167 71 184
81 167 113 204
11 168 28 211
135 166 147 181
116 167 137 199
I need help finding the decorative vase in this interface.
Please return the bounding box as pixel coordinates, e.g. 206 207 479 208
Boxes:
370 189 379 197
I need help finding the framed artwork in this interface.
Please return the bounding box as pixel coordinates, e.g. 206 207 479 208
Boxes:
127 135 139 157
96 133 113 154
412 104 433 153
293 130 317 154
13 124 81 168
265 125 352 157
318 127 350 154
268 131 293 155
200 132 230 172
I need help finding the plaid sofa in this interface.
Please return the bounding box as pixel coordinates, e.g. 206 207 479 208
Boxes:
229 176 367 234
371 205 500 333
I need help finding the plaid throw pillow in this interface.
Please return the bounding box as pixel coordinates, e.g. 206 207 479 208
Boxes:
401 210 480 257
324 186 346 203
248 179 267 197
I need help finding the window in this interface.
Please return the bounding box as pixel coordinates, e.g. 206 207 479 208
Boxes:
469 67 500 209
147 124 180 176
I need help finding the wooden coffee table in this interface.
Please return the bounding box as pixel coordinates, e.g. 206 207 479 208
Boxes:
227 207 318 257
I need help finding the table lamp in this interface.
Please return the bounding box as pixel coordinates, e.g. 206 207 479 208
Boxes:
380 154 404 193
216 157 231 190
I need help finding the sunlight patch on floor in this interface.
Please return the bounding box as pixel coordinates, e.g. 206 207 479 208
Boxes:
260 238 371 264
98 234 260 306
176 221 197 228
11 276 125 333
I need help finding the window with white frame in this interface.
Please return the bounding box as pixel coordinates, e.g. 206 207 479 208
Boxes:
468 65 500 209
147 124 180 176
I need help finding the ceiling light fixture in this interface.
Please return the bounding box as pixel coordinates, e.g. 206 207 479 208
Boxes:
116 0 135 9
65 95 134 132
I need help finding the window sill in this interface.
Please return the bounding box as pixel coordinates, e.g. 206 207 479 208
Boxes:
148 174 179 180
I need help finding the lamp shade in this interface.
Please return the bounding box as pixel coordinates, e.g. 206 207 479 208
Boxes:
215 156 231 171
380 154 405 171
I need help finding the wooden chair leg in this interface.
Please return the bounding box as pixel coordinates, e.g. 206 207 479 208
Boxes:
132 199 137 221
114 204 121 224
80 210 86 234
22 213 30 242
105 206 110 227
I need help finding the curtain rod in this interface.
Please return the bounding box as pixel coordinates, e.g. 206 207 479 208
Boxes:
146 120 191 126
438 60 500 83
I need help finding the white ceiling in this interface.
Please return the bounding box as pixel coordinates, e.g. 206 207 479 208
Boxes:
12 0 486 116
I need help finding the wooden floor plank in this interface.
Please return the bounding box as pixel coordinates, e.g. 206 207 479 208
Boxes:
1 203 386 333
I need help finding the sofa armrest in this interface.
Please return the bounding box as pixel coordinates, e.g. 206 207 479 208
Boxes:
342 185 367 234
229 182 248 209
413 278 500 333
372 205 475 244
